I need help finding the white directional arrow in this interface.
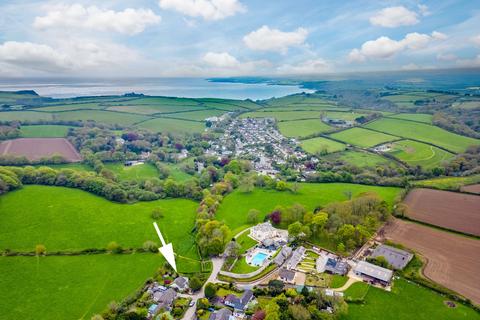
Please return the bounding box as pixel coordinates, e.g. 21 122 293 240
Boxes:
153 222 177 272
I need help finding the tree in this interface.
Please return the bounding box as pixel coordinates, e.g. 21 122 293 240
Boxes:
288 304 310 320
107 241 122 253
143 240 158 253
204 282 217 299
288 222 303 237
265 301 280 320
189 276 203 292
247 209 260 224
91 315 104 320
275 180 287 191
268 280 284 294
311 212 328 237
269 210 282 225
35 244 46 256
239 175 254 193
290 182 301 194
151 208 163 219
252 310 266 320
226 240 241 257
197 298 210 310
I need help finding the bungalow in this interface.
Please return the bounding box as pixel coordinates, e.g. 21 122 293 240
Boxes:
171 276 189 292
324 258 348 275
354 261 393 286
153 288 177 311
224 290 254 311
371 244 413 270
279 268 296 284
209 308 233 320
274 246 293 266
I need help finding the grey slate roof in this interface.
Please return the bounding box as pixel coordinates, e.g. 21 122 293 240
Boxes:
224 290 254 310
274 246 293 266
172 276 189 289
279 268 296 282
372 245 413 270
154 288 177 310
286 246 305 269
209 308 233 320
354 261 393 283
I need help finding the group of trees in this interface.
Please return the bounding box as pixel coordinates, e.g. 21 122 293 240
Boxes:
0 124 20 140
267 193 388 253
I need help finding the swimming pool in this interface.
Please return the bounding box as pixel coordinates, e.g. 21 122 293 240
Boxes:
251 252 268 266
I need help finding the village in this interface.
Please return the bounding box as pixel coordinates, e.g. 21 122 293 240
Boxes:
145 221 413 320
205 117 311 177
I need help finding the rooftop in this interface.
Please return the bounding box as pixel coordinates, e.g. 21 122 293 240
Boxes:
354 261 393 283
372 245 413 270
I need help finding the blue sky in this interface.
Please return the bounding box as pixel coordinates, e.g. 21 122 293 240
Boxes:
0 0 479 77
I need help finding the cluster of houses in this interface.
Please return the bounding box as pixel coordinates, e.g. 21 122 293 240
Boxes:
206 118 308 177
210 289 256 320
146 276 189 319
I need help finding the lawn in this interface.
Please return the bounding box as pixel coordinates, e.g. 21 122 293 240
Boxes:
216 183 401 234
0 254 161 320
389 113 432 123
54 110 151 126
0 185 200 272
388 140 454 169
104 162 159 180
240 110 323 121
344 281 370 300
326 150 394 168
343 278 480 320
365 118 480 153
20 125 71 138
278 119 333 138
235 231 258 253
329 127 399 148
163 162 195 182
301 137 346 154
136 117 206 134
230 257 260 274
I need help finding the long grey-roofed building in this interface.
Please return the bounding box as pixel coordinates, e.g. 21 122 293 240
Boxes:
371 244 413 270
354 261 393 285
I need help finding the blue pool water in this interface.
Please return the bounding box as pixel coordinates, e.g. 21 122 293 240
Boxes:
251 252 268 266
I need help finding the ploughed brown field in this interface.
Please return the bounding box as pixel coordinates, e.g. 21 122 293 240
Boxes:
461 184 480 194
383 219 480 304
404 188 480 236
0 138 81 162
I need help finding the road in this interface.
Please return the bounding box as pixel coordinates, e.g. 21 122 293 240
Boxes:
181 257 224 320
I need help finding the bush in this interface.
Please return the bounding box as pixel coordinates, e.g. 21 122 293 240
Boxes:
107 241 122 253
35 244 46 256
204 282 217 299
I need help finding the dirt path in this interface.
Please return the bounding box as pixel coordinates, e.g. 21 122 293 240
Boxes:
333 277 359 292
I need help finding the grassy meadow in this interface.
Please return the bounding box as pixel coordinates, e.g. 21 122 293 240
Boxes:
20 125 71 138
278 119 333 138
0 254 161 320
215 183 401 234
388 140 454 169
365 118 480 153
301 137 346 154
343 278 480 320
329 127 399 148
136 117 206 133
104 162 159 181
326 150 394 168
0 185 201 272
389 113 433 123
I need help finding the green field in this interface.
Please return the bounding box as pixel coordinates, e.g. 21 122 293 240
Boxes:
0 254 161 320
452 101 480 110
277 119 333 138
365 118 480 153
301 137 346 154
240 110 323 121
343 278 479 320
0 186 200 272
216 183 401 233
0 111 53 121
326 150 394 168
36 103 106 112
104 162 159 180
330 128 399 148
54 110 150 126
235 231 258 253
389 113 433 123
412 174 480 191
388 140 454 169
136 117 206 133
20 125 71 138
106 104 204 115
167 109 226 121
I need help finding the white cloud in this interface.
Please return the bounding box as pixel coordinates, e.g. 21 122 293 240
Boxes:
0 40 139 74
349 31 447 62
203 52 239 68
277 58 332 75
418 4 430 16
401 63 421 70
0 41 72 72
158 0 245 21
437 53 457 61
34 4 160 35
243 26 308 53
456 55 480 67
370 6 419 28
471 34 480 47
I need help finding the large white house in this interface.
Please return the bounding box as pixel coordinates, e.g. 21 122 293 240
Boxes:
250 222 288 245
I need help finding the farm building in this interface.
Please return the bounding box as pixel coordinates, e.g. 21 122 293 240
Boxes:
354 261 393 286
371 244 413 270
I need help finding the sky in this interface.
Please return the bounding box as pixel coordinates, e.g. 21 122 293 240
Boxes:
0 0 479 77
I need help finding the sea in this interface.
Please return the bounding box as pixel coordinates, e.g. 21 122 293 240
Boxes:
0 78 312 100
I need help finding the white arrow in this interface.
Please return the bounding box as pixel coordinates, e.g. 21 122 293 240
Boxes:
153 222 177 272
